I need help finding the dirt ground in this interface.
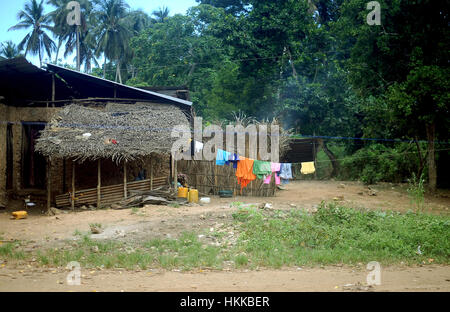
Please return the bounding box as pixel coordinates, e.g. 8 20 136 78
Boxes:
0 180 449 292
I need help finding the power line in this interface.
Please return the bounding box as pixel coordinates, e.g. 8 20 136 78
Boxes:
2 120 449 145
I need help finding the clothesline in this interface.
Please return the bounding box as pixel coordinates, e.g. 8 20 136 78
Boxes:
213 148 316 190
188 140 315 166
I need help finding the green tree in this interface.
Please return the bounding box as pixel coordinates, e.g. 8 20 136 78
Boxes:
152 6 170 23
47 0 93 65
0 41 22 59
386 66 449 191
93 0 131 82
336 0 449 191
9 0 55 66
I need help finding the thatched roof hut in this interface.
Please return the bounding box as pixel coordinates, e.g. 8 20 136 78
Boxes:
36 102 190 163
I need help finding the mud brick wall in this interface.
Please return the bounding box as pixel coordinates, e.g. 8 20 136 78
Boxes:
0 104 61 204
0 104 6 207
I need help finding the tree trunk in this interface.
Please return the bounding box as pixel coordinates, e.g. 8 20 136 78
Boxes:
286 46 298 80
103 57 107 78
426 122 437 192
116 61 122 84
54 38 62 64
318 139 339 177
38 47 42 68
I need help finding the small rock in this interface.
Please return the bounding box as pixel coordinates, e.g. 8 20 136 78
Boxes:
199 214 206 220
80 205 88 210
259 203 273 210
338 184 346 189
114 230 126 238
90 225 103 234
49 207 62 215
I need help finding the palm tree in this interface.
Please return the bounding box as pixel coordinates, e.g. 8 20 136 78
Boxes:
65 30 99 73
93 0 131 82
9 0 55 66
47 0 93 64
0 41 22 59
125 9 152 35
152 6 170 23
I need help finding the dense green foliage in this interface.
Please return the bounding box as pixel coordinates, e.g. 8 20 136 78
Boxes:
5 0 449 187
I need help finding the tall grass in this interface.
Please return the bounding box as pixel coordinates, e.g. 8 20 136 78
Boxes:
232 202 450 267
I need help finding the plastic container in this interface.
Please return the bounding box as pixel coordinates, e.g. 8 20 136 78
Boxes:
219 190 233 198
188 189 199 203
12 211 28 220
177 187 189 198
200 197 211 204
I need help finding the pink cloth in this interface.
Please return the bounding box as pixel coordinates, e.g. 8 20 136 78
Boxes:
263 163 281 185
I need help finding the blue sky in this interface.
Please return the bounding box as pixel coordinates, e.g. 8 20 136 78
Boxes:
0 0 198 66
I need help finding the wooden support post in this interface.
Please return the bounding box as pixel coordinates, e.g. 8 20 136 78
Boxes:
150 157 154 190
52 74 55 103
313 139 318 180
97 159 101 208
46 158 51 213
173 154 178 191
123 161 127 199
214 164 218 195
71 161 75 210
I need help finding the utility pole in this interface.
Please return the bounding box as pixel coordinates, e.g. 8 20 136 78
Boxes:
67 1 82 71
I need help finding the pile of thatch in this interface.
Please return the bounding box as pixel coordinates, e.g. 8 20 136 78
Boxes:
36 102 189 162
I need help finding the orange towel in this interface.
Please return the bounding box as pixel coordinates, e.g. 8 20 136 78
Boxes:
236 157 256 190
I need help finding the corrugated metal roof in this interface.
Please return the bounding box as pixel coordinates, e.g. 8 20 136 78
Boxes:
0 57 74 105
0 57 193 108
46 63 192 107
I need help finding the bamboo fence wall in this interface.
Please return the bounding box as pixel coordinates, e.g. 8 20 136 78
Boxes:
177 160 276 197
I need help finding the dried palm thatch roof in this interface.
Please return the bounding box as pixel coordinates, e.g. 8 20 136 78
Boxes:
36 102 190 163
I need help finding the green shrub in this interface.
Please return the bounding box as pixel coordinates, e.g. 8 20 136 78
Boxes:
407 173 426 212
339 143 422 184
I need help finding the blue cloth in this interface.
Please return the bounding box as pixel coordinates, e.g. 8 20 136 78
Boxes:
226 153 240 169
279 163 293 180
216 149 230 166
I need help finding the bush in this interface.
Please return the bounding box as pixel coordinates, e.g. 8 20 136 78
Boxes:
338 143 422 184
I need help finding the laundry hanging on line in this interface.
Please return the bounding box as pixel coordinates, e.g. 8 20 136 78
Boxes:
279 163 293 184
215 149 230 166
252 160 272 179
263 162 281 185
300 161 316 175
235 157 256 190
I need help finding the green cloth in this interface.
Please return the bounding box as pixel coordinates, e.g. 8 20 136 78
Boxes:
252 160 272 179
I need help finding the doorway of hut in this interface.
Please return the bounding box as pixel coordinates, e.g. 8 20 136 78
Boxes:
6 122 13 190
21 122 46 189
